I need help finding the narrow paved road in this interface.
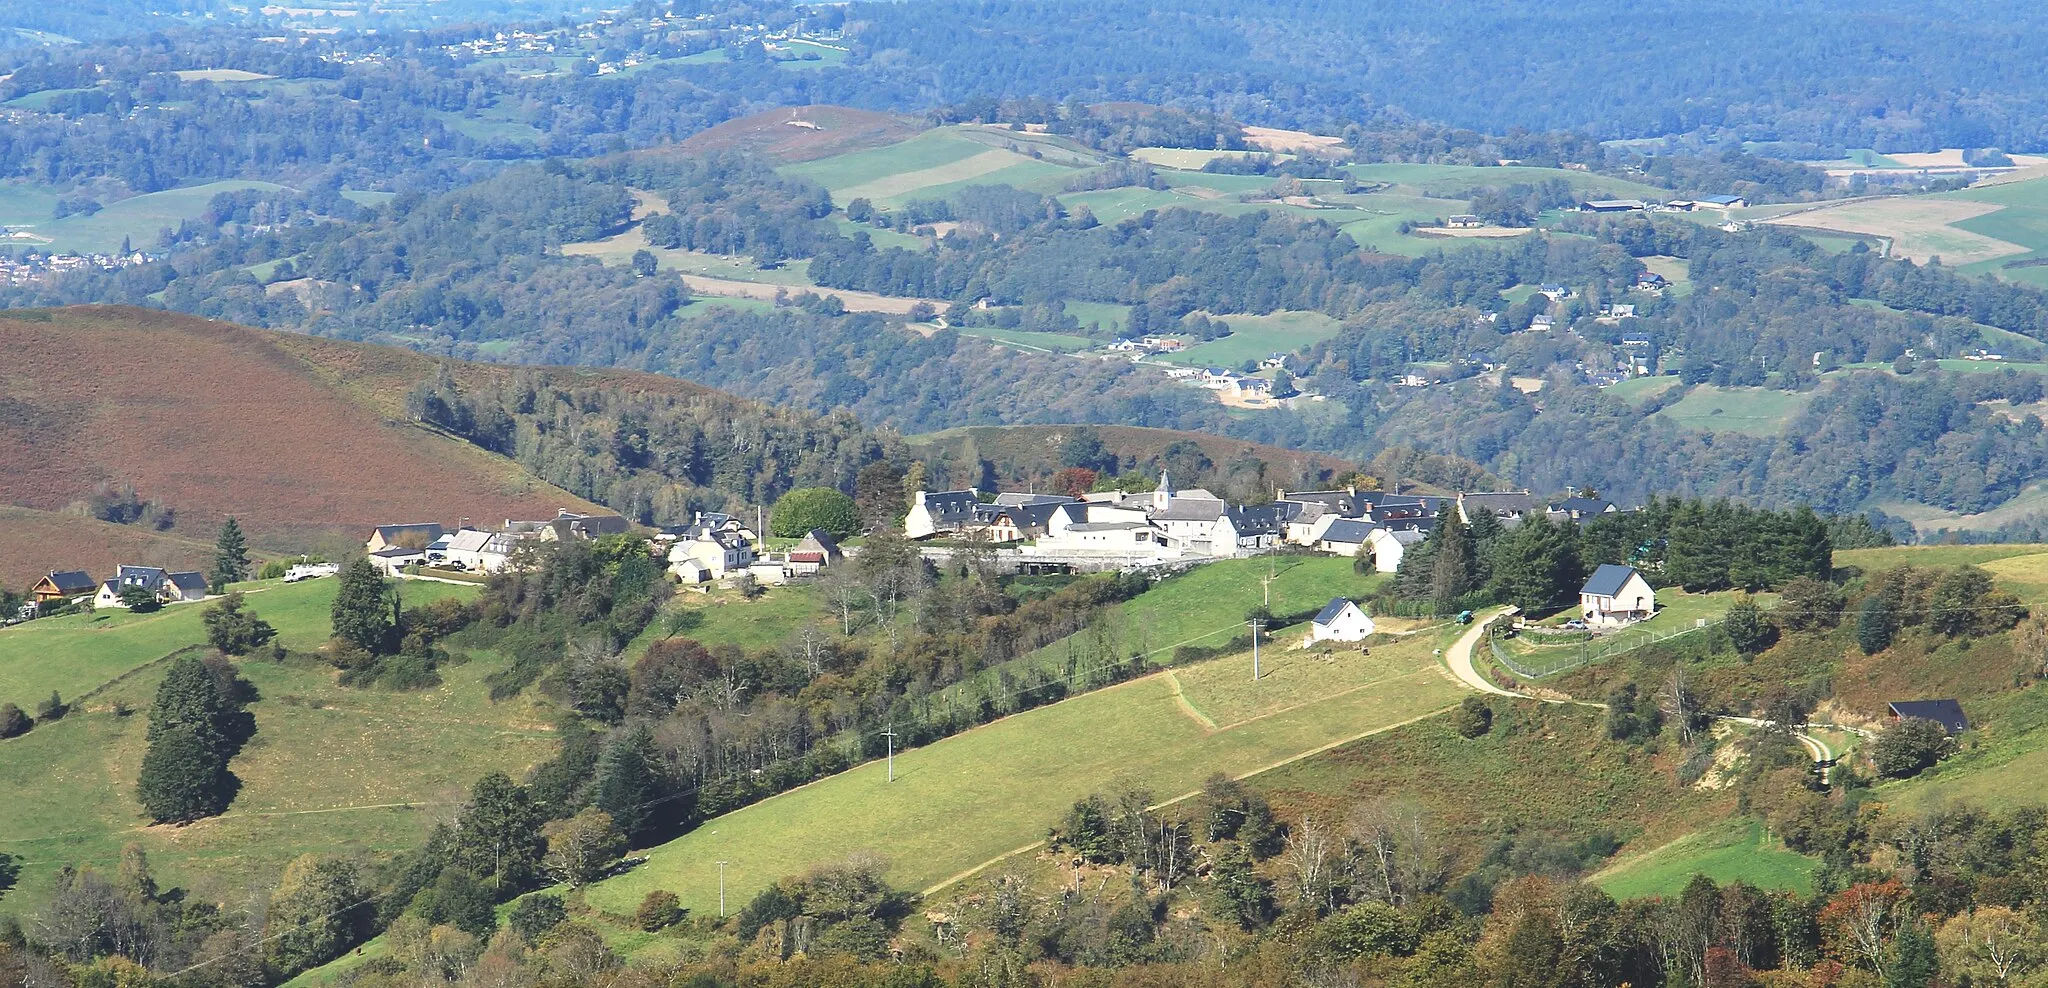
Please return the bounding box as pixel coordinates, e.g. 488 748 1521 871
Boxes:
1442 605 1520 696
1441 604 1848 769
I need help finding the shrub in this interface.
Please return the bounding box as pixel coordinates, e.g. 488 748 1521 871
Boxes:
0 704 29 738
1871 717 1953 779
35 691 66 722
508 894 566 945
1452 695 1493 738
634 890 685 931
204 593 276 655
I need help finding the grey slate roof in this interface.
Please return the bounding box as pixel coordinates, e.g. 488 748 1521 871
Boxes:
1888 700 1969 735
1320 519 1376 544
919 490 983 526
167 571 209 596
117 565 168 588
994 493 1077 507
1001 501 1066 530
1313 597 1355 626
1581 564 1641 597
41 570 96 594
374 523 444 543
1550 497 1617 517
1154 498 1226 521
1227 503 1289 535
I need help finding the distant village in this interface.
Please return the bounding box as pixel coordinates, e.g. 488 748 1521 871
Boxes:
0 249 162 286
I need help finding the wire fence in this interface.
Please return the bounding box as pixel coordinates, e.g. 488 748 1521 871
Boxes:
1489 617 1720 679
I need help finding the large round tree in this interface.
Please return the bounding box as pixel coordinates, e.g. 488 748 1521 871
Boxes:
770 487 859 539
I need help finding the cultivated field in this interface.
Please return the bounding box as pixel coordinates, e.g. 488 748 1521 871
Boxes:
781 128 1089 207
1763 196 2026 265
1130 147 1294 169
662 105 921 165
584 624 1465 920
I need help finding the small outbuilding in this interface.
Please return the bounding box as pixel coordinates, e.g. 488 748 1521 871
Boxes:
1580 564 1655 627
1309 597 1377 643
1887 700 1969 736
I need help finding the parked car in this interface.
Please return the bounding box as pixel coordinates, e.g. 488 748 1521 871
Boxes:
1562 619 1589 630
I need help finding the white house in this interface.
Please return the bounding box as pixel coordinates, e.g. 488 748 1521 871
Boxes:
1580 564 1656 627
1368 527 1426 574
905 489 983 539
1309 598 1376 643
668 529 755 581
369 546 425 576
1315 519 1376 557
431 529 520 573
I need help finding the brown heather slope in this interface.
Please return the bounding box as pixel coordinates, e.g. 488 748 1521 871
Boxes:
0 306 609 582
657 104 921 164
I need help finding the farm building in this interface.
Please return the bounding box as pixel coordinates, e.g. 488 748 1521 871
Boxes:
31 570 97 603
1447 214 1483 228
1887 700 1969 735
1309 598 1376 643
1580 564 1655 627
1695 194 1748 209
369 546 425 576
1578 199 1647 213
367 523 444 552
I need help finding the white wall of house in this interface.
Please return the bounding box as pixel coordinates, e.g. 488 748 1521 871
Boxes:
1311 603 1376 642
1581 572 1656 627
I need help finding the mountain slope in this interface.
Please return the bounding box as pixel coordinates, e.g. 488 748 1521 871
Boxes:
0 307 604 581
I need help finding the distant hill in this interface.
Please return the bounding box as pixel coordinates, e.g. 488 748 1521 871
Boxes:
0 307 614 583
908 424 1361 495
663 105 922 165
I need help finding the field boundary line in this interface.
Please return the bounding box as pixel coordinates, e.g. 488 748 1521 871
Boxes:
1164 670 1218 730
922 700 1462 897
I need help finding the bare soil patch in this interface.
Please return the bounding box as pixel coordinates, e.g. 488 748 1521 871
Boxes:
661 105 921 164
677 275 942 315
1243 126 1345 154
1763 197 2025 264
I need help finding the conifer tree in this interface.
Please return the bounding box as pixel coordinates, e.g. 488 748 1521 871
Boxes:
212 517 250 589
1429 509 1475 612
592 725 662 840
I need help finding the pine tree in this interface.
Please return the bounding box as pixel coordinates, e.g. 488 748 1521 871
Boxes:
148 655 228 745
212 517 250 589
1857 594 1895 654
330 558 394 654
1429 509 1474 611
592 725 662 840
137 725 233 823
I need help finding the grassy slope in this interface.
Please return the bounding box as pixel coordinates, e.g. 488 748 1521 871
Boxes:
36 181 288 254
1172 311 1344 367
0 580 543 917
0 577 476 711
585 623 1464 919
1654 385 1812 436
1594 818 1817 900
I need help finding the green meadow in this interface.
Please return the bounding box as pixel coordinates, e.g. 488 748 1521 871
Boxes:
1654 384 1812 437
1595 818 1818 900
1175 310 1344 367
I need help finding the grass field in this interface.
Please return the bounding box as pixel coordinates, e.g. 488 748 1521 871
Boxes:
955 326 1097 352
1764 197 2025 266
584 622 1464 920
1594 818 1817 900
1833 543 2048 573
172 69 275 82
782 128 1088 207
1868 483 2048 540
0 618 555 916
1130 148 1294 170
1063 300 1132 334
1602 375 1681 405
1172 311 1344 367
1654 385 1811 436
428 108 543 144
28 181 289 254
3 87 97 110
1344 163 1669 201
0 577 479 716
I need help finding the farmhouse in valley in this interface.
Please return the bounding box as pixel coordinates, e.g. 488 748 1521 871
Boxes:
93 565 211 608
367 523 444 552
1580 564 1656 627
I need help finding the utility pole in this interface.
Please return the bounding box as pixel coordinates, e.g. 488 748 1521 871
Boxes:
883 728 898 782
1248 618 1264 680
717 860 729 917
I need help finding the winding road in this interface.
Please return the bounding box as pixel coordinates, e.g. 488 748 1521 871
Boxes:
1441 604 1852 770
